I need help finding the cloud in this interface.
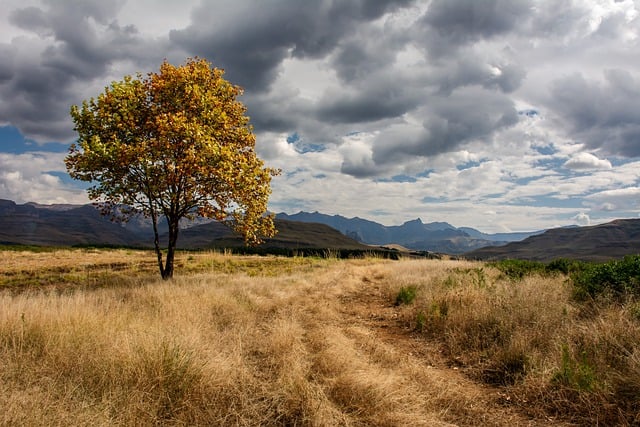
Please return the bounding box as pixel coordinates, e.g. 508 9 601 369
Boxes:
432 56 527 95
169 0 416 91
563 152 612 170
242 87 309 134
8 6 50 36
416 0 532 57
526 1 592 39
339 133 383 178
329 13 413 84
369 87 519 167
572 212 591 226
253 132 299 161
0 0 168 142
584 187 640 212
315 77 423 124
0 152 87 204
548 69 640 157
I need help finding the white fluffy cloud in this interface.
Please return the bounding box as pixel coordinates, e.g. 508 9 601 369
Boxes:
572 212 591 226
0 152 87 204
563 152 612 170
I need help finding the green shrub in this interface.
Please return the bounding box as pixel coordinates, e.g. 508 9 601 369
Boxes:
395 285 417 306
489 259 546 280
546 258 584 275
471 267 487 288
430 300 449 318
491 258 587 281
552 345 598 392
415 311 426 332
571 255 640 299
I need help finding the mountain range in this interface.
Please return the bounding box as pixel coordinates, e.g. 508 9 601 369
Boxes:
0 199 538 253
0 200 368 251
2 199 640 261
276 211 541 253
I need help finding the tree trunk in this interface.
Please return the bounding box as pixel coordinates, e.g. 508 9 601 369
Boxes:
162 218 180 280
150 208 166 278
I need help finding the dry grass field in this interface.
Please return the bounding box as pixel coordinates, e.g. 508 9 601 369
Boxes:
1 248 638 426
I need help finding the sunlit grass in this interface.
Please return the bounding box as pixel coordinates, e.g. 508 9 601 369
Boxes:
0 247 329 291
386 259 640 425
0 248 638 425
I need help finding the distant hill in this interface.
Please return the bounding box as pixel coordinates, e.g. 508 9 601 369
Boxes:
466 219 640 262
0 200 368 251
277 212 541 254
172 219 371 250
458 227 544 243
0 199 142 247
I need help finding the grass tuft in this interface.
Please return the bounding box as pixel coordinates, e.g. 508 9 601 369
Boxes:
395 285 418 305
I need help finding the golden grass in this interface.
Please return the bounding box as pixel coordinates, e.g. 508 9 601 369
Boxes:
0 249 637 425
385 259 640 425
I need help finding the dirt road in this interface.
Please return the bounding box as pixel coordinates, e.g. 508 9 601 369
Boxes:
316 262 572 426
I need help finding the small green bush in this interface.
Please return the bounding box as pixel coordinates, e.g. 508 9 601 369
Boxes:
430 300 448 318
552 345 598 392
471 267 487 288
395 285 417 306
415 311 426 332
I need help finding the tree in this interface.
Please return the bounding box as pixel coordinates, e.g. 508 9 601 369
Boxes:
66 58 278 279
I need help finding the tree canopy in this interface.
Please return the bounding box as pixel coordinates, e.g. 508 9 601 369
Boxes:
66 58 277 279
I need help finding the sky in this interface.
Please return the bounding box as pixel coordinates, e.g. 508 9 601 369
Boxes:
1 0 640 233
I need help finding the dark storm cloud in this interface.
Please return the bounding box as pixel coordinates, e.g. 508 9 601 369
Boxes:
329 21 411 84
526 1 591 38
340 156 380 178
491 63 527 93
9 6 50 35
0 0 167 141
169 0 415 91
332 39 395 83
2 0 639 169
417 0 532 56
424 0 530 38
9 0 135 79
432 56 526 95
242 89 309 133
0 45 15 82
404 0 530 106
243 89 345 146
549 69 640 157
370 87 519 166
315 79 423 124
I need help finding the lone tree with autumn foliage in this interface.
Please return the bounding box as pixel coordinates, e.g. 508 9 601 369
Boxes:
66 58 277 279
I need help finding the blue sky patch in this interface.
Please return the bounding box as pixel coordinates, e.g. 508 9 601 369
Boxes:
0 126 69 154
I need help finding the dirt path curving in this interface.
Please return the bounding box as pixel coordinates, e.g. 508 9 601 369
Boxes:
330 263 573 427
